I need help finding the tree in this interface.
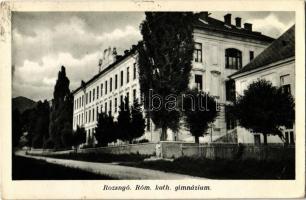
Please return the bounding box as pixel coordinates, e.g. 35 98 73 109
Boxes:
95 111 117 146
95 112 109 146
130 99 146 141
182 89 219 143
12 109 22 148
31 100 50 148
138 12 195 140
49 66 73 149
73 126 86 149
117 96 132 143
231 79 295 144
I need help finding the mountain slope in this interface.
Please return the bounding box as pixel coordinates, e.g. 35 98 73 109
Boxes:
12 96 36 113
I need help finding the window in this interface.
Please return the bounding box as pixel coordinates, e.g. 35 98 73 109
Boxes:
97 86 99 99
120 95 123 104
92 108 95 121
82 95 84 107
85 111 87 123
105 102 107 114
100 105 103 113
110 77 112 92
89 109 91 122
115 74 118 89
280 75 291 95
249 51 254 61
126 92 129 104
82 113 84 125
105 81 108 95
133 89 137 102
133 63 137 80
194 43 202 62
225 80 236 101
109 100 112 115
86 93 88 104
115 98 117 113
226 107 236 130
101 83 103 96
93 88 95 101
225 48 242 69
89 91 91 103
146 117 151 131
96 106 99 119
254 135 261 145
195 74 203 90
127 67 130 83
120 70 123 86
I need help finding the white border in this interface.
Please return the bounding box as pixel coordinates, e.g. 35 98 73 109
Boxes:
1 0 305 199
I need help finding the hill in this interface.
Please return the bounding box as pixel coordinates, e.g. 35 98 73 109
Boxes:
12 96 36 113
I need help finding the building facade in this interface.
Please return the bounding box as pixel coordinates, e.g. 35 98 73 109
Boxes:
229 25 295 144
72 12 274 145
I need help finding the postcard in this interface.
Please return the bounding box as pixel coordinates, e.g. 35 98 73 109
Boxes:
1 0 305 199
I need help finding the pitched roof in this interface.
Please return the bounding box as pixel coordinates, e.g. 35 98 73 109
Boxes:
229 25 295 78
72 13 276 95
194 13 275 42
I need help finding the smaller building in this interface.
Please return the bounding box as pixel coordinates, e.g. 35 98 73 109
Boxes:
229 25 295 145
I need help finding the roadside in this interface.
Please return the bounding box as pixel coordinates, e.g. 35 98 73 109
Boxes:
15 152 203 180
19 151 295 180
12 154 115 180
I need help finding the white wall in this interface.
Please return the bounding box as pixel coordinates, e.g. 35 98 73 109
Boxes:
234 59 295 144
73 27 272 144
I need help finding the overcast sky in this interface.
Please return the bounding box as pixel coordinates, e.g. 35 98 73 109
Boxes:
12 11 295 101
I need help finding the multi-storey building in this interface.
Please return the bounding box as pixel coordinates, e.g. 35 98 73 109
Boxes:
72 12 274 145
229 25 295 144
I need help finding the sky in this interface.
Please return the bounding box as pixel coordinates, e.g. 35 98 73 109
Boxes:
12 11 295 101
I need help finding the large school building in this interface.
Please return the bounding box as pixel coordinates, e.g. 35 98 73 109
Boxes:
72 12 274 145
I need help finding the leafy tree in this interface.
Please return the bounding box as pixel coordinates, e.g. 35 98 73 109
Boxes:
182 89 218 143
95 112 108 146
130 99 146 141
12 109 22 148
73 126 86 149
231 79 295 144
49 66 73 149
117 96 132 143
138 12 195 140
95 112 117 146
31 100 50 148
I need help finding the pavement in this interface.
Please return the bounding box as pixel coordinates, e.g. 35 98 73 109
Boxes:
15 151 205 180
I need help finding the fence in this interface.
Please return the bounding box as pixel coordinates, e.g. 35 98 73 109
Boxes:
179 143 295 161
27 143 157 156
26 142 295 162
77 142 157 155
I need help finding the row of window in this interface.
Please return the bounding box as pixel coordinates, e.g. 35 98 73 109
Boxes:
193 43 254 70
253 131 294 145
74 63 137 110
196 74 291 104
74 89 138 127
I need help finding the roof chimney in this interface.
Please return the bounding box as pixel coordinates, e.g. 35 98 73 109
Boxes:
235 17 241 28
199 11 209 22
244 23 252 31
224 13 232 26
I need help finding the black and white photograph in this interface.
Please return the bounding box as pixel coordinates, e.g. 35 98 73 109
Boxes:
1 0 305 199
